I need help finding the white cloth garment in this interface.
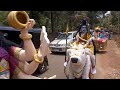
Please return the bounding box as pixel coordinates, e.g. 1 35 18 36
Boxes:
38 26 51 57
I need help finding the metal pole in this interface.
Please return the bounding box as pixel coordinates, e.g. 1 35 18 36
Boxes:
65 33 67 62
65 17 69 62
64 19 69 79
118 12 120 34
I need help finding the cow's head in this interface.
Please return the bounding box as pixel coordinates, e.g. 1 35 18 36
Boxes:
67 47 86 78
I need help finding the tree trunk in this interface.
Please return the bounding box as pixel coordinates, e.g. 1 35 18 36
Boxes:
51 11 54 32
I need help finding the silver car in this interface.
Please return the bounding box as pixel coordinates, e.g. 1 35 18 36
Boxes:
49 31 77 52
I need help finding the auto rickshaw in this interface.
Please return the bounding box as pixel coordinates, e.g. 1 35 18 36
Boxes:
93 26 108 51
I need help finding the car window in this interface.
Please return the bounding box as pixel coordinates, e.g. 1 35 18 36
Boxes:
73 32 76 38
57 33 72 39
67 33 72 39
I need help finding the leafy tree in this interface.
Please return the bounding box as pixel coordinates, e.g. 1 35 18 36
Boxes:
0 11 10 26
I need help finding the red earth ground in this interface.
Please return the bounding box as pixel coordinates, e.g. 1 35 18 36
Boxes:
37 35 120 79
94 38 120 79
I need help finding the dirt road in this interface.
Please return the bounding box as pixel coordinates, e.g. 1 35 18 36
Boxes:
37 39 120 79
94 40 120 79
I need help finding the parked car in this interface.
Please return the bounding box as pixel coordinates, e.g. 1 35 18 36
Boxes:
49 31 77 53
0 26 49 74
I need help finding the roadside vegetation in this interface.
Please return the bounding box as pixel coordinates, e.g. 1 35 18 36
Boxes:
0 11 120 48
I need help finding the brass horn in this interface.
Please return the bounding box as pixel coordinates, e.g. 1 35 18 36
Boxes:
7 11 30 29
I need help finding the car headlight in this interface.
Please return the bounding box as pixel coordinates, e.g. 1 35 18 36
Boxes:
59 44 65 46
49 44 53 46
62 44 66 46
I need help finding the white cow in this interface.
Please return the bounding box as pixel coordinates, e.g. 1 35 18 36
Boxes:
64 41 94 79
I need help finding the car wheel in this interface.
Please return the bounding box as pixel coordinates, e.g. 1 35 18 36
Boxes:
38 61 48 74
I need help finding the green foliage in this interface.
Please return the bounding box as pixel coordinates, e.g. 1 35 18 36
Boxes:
110 11 119 25
0 11 9 26
87 11 100 28
0 11 113 33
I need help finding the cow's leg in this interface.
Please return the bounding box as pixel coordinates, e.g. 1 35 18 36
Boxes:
90 55 96 74
68 72 75 79
85 48 96 74
82 55 91 79
66 60 75 79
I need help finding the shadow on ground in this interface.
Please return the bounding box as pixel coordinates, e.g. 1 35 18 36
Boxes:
51 52 66 56
96 51 107 54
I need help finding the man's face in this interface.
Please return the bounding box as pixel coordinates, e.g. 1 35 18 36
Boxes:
81 25 87 34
